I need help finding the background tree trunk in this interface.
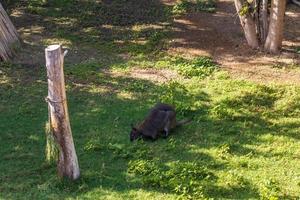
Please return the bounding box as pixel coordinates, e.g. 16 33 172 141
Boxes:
234 0 259 48
0 3 20 61
264 0 286 53
45 45 80 180
260 0 269 43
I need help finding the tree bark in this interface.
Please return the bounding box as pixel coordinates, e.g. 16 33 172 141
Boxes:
45 45 80 180
260 0 269 43
254 0 260 40
264 0 286 53
234 0 259 49
0 3 20 61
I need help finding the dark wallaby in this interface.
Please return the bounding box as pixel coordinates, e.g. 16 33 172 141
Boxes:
130 103 191 141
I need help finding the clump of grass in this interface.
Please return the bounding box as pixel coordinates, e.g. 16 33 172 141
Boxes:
258 179 282 200
172 0 216 15
128 160 214 199
172 56 217 78
172 0 191 15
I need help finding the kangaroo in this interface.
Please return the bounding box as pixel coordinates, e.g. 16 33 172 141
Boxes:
130 103 191 141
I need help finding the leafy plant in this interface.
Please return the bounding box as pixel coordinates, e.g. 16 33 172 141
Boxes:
172 0 191 15
172 0 216 15
174 56 217 78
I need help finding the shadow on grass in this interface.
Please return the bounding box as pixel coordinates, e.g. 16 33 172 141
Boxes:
9 0 173 66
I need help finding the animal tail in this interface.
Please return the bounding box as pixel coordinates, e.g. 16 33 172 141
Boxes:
176 119 192 126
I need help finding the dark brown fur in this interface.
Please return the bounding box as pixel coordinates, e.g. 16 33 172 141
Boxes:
130 103 190 141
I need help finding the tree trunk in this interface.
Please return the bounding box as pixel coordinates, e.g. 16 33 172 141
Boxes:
45 45 80 180
254 0 260 40
264 0 286 53
234 0 259 48
0 3 20 61
260 0 269 43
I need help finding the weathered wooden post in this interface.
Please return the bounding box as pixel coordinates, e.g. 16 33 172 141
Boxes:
45 44 80 180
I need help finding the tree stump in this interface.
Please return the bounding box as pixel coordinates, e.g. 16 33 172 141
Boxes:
45 44 80 180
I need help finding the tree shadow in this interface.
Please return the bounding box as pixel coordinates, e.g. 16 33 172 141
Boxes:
8 0 173 66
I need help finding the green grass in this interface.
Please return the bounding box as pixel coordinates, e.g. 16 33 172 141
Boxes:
1 0 300 199
172 0 216 15
1 58 300 199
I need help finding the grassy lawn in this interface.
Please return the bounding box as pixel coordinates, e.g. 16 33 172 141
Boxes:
1 0 300 199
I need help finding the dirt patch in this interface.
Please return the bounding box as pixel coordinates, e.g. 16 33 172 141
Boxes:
107 68 178 83
168 0 300 84
129 68 178 82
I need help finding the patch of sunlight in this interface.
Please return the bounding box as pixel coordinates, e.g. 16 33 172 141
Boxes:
117 91 136 100
285 11 299 18
128 189 176 200
114 40 125 44
90 107 101 113
74 187 176 200
82 27 98 34
87 86 110 94
109 64 131 72
19 26 45 35
28 135 39 141
52 17 77 26
66 85 72 90
102 24 114 29
42 38 73 47
13 145 23 151
132 40 147 45
132 24 165 32
11 9 24 18
36 79 47 84
269 117 300 125
0 75 11 84
73 188 126 200
259 134 295 143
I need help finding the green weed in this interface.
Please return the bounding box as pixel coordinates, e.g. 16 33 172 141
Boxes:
172 0 216 15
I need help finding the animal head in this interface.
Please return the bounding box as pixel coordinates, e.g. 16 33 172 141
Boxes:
130 124 141 141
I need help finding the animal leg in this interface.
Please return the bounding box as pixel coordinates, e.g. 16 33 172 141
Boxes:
151 133 158 141
163 128 169 138
163 120 171 138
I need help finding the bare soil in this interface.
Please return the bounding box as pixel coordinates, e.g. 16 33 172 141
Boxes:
168 0 300 84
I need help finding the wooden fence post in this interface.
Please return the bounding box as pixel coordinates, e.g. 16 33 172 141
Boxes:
45 44 80 180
